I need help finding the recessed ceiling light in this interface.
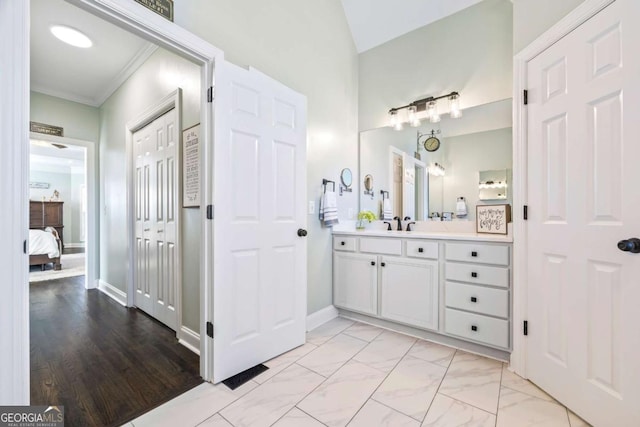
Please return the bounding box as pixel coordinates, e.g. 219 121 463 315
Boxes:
50 25 92 48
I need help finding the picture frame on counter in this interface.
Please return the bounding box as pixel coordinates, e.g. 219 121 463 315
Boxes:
182 124 200 208
476 204 511 235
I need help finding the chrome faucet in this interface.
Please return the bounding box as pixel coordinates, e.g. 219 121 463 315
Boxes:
393 216 402 231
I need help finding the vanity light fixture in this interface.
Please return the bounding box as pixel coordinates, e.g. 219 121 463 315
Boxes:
389 110 403 131
407 105 420 127
50 25 93 48
388 91 461 130
429 163 445 177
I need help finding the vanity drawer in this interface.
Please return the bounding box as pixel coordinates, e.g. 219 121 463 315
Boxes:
333 236 356 252
406 240 439 259
445 262 509 288
360 238 402 255
445 243 509 266
445 308 509 349
445 282 509 318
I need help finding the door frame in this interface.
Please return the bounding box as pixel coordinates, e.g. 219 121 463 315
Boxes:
511 0 616 376
66 0 223 383
29 133 98 291
0 0 224 401
125 89 183 334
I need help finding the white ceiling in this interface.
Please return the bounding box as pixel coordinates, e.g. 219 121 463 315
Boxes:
341 0 484 53
30 140 85 173
30 0 156 107
31 0 484 107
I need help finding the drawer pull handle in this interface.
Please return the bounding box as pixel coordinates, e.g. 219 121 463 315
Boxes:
371 261 376 266
381 262 386 267
341 241 345 246
418 248 424 253
471 272 478 278
471 325 478 332
471 251 478 257
470 297 477 303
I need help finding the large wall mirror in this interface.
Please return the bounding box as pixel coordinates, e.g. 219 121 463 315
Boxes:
359 98 513 221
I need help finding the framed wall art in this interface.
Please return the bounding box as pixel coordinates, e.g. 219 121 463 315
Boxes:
182 124 200 207
476 204 511 235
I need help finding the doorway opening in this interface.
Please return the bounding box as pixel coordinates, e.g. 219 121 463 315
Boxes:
24 0 218 423
29 139 88 284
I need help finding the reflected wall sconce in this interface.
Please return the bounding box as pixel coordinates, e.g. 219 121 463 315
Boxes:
429 163 445 177
388 91 462 129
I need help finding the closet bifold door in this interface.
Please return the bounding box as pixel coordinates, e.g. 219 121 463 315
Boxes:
133 109 178 331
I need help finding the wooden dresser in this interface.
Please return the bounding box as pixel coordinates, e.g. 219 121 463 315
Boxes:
30 201 64 249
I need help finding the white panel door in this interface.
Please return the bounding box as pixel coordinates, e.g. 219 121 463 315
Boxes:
526 1 640 425
213 61 307 383
134 109 178 331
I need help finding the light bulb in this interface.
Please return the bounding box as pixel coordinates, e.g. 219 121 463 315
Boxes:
449 93 462 119
389 110 403 131
428 101 440 123
408 105 420 127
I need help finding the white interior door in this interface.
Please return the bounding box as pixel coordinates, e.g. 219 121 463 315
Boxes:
213 61 307 383
133 108 179 331
526 1 640 425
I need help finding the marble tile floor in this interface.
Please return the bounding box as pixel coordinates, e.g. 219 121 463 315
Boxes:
127 317 591 427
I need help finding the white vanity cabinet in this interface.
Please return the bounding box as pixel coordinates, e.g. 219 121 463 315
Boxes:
333 236 440 331
380 256 439 330
333 232 512 356
333 251 378 316
444 242 511 349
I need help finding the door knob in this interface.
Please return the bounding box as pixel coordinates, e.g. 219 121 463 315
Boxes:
617 238 640 253
297 228 308 237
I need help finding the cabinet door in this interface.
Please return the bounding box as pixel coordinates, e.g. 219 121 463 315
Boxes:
333 252 378 316
29 202 42 227
44 202 63 226
380 256 438 331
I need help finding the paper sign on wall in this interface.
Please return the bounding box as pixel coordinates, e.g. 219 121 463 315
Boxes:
183 124 200 208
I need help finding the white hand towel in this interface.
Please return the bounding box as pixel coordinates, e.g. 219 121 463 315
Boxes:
320 191 339 226
382 198 393 221
456 197 468 218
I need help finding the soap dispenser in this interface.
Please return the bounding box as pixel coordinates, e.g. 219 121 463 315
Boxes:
456 196 468 218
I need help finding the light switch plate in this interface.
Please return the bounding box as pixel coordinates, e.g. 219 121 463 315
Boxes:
308 200 315 214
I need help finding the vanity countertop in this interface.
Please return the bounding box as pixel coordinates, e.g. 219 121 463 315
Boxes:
331 221 513 243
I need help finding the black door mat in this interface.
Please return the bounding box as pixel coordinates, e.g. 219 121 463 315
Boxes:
222 364 269 390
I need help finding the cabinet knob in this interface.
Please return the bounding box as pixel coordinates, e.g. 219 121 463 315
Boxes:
370 261 376 266
341 241 345 246
381 262 386 267
471 251 478 257
418 247 424 253
471 272 478 278
471 325 478 332
470 296 477 303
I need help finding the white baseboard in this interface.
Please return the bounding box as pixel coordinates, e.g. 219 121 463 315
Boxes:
64 243 85 249
306 305 339 331
178 326 200 355
98 280 127 306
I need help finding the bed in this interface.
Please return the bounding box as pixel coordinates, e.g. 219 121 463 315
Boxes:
29 227 62 271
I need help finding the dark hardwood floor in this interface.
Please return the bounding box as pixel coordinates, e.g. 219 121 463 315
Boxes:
30 275 202 427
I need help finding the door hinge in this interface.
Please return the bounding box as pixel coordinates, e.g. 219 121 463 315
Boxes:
523 205 528 220
207 86 214 103
523 89 528 105
206 321 214 338
206 204 214 220
23 240 27 254
523 320 529 336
